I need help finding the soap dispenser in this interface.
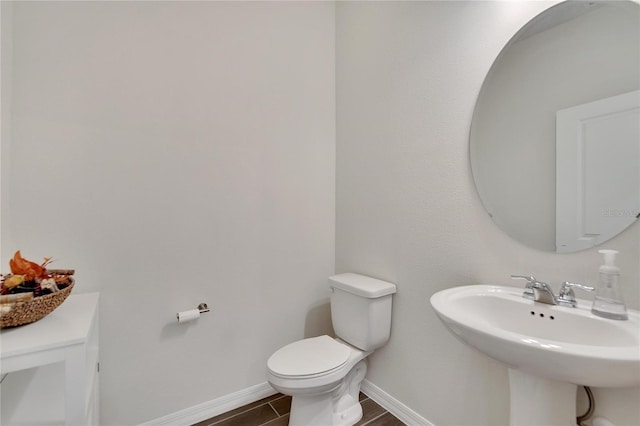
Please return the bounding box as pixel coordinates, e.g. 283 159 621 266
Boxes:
591 249 628 320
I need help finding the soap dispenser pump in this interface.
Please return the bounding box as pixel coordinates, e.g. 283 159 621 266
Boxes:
591 249 628 320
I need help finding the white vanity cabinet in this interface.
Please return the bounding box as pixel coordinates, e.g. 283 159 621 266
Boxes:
1 292 100 425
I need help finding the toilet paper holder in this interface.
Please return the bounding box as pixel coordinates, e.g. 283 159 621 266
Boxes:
175 303 210 321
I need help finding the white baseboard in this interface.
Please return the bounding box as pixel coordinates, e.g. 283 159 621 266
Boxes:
361 379 434 426
139 382 277 426
139 380 432 426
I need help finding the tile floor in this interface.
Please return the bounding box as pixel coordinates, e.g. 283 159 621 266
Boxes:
192 392 406 426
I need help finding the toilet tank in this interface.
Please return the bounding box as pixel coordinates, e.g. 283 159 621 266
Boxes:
329 273 397 351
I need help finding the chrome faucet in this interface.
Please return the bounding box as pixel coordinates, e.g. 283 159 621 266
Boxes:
511 275 594 307
511 275 557 305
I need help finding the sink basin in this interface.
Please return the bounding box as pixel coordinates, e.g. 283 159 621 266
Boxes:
431 285 640 425
430 285 640 388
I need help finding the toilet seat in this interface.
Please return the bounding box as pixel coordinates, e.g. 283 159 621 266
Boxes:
267 335 351 378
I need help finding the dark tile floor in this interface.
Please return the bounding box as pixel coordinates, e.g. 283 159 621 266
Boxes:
193 392 406 426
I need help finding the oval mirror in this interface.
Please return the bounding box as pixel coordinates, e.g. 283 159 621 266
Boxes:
471 0 639 253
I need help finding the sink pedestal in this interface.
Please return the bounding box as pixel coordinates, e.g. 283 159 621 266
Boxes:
509 369 577 426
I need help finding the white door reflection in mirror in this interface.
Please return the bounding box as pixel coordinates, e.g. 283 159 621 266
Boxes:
556 90 640 253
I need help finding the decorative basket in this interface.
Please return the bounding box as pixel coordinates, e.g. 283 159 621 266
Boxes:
0 280 74 328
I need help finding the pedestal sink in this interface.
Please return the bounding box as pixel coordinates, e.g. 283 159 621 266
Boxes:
430 285 640 426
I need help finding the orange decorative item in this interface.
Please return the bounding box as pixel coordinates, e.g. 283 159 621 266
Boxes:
9 250 53 280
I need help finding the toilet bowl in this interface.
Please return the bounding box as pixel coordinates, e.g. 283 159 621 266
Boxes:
266 273 396 426
267 336 370 426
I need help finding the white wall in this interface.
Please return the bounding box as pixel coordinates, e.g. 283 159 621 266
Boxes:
4 1 640 425
1 2 335 424
336 1 640 425
0 1 12 264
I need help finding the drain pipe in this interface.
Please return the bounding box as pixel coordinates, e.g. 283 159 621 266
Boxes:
577 386 595 426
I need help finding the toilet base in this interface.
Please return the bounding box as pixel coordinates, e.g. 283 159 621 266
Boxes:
287 359 368 426
289 393 336 426
332 395 362 426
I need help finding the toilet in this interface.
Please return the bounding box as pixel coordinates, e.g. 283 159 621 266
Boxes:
267 273 397 426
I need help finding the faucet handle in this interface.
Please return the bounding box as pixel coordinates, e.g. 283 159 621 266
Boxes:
557 281 595 307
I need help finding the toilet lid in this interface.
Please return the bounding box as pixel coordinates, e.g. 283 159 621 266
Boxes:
268 335 351 377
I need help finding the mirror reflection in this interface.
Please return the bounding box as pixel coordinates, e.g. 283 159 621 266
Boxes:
471 0 639 253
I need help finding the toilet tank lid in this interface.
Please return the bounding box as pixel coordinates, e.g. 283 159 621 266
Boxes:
329 273 396 298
